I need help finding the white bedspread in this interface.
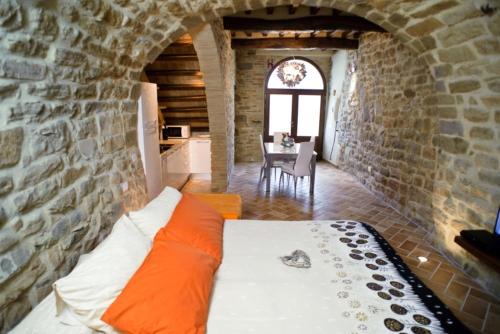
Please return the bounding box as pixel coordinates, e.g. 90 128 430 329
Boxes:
11 220 456 334
209 220 431 333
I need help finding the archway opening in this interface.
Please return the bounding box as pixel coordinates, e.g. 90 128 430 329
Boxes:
264 57 326 157
139 33 211 193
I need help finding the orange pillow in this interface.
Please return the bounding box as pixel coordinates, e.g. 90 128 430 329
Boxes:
158 193 225 262
101 239 219 334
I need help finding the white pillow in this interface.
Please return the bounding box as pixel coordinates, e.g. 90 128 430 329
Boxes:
53 215 151 333
127 186 182 240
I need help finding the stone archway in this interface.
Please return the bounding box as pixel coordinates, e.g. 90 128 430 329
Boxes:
0 0 499 329
191 20 235 192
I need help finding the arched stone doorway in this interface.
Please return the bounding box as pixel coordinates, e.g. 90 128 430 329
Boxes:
264 57 327 157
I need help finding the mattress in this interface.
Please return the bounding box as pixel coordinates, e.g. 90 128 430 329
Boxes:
11 220 469 334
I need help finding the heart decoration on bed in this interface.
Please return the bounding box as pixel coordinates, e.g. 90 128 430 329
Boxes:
280 250 311 269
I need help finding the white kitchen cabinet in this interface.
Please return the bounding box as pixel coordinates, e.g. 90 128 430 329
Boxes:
189 139 211 173
166 147 184 173
166 142 191 174
165 142 191 189
180 142 190 173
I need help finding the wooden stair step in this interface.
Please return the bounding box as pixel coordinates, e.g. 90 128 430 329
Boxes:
161 107 208 112
157 84 205 90
146 70 203 77
155 54 199 61
158 95 207 103
165 118 209 127
164 112 208 118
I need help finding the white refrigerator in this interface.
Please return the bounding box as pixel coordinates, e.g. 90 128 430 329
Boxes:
137 82 162 200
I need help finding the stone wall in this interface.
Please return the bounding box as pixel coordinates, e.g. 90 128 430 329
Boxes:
217 20 236 187
235 50 332 162
0 1 153 330
192 19 235 191
336 32 500 295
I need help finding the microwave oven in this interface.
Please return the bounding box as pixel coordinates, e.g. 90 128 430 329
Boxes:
162 125 191 139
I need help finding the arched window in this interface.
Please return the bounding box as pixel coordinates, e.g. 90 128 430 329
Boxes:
264 57 326 156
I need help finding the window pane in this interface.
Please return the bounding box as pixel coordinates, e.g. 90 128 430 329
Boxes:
297 95 321 136
267 59 324 90
269 94 292 136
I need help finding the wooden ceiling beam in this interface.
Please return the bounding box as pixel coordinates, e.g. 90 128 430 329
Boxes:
161 106 207 112
146 70 203 77
160 45 196 56
157 84 205 90
163 112 208 118
160 106 208 114
163 117 209 127
158 95 206 103
231 37 359 50
169 41 193 46
309 7 321 15
223 16 385 32
154 54 198 61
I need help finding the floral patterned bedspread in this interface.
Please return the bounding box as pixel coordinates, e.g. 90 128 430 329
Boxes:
207 219 471 334
310 220 470 334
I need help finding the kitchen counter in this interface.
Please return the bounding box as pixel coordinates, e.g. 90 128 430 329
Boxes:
160 136 211 157
160 139 188 158
160 135 209 144
160 135 211 190
160 138 188 145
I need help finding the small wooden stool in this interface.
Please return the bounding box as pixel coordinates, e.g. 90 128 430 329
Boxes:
191 193 242 219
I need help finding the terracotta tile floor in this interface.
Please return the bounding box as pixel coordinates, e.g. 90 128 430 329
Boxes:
183 162 500 333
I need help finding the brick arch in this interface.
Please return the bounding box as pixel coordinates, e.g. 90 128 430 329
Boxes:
191 21 235 192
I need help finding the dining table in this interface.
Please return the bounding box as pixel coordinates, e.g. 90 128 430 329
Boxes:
263 142 317 194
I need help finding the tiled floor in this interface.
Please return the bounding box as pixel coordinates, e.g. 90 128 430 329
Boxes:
182 161 500 333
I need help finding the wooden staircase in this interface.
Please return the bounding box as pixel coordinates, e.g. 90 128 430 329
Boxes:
145 35 209 132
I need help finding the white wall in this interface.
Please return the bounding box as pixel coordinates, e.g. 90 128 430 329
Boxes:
323 51 348 165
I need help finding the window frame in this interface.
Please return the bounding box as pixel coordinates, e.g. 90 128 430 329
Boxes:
263 57 327 158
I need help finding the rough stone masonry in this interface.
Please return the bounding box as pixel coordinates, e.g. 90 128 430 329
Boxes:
234 49 332 162
0 0 499 332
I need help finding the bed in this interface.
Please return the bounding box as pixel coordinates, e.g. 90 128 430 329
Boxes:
12 219 469 334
